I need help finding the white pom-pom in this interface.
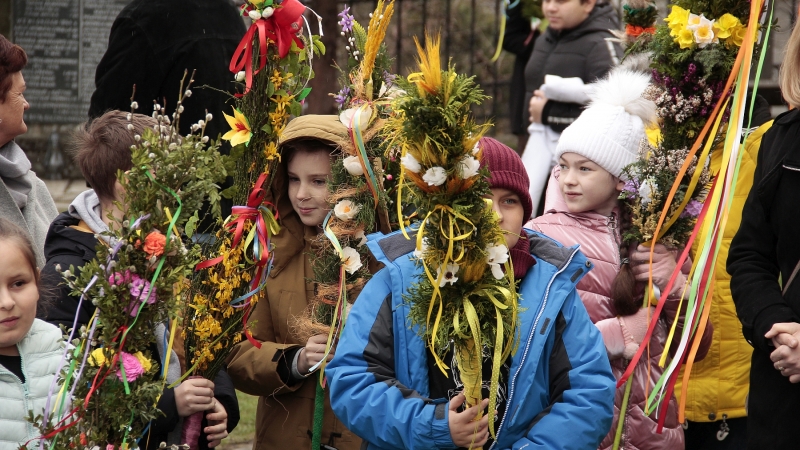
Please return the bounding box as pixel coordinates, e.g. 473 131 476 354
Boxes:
587 68 656 126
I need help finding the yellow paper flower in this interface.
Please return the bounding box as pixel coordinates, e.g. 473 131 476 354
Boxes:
222 108 252 147
90 348 107 366
134 352 153 372
677 28 695 49
713 13 741 39
665 6 689 35
731 25 747 47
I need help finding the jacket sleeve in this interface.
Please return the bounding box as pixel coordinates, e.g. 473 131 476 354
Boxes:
583 39 620 84
540 100 582 133
38 254 96 331
224 288 304 397
150 387 180 439
89 17 163 118
211 368 239 433
326 269 456 450
728 129 800 354
511 291 615 449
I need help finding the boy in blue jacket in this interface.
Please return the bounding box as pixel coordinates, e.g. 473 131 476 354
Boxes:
326 137 615 449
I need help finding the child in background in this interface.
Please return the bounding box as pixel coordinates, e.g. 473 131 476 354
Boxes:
0 217 63 448
530 68 712 449
327 137 615 449
38 110 236 449
225 115 362 450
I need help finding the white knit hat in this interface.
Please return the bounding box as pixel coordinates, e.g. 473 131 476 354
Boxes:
555 68 657 178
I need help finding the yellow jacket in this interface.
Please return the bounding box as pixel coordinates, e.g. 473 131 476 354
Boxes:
677 120 772 422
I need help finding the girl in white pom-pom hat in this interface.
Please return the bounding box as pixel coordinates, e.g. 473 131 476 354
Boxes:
529 67 712 450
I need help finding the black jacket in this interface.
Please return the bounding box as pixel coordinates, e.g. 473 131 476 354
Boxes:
728 108 800 449
38 212 240 449
503 3 537 135
522 3 620 132
89 0 245 141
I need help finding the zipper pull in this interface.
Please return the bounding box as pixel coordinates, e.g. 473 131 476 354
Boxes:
607 213 617 230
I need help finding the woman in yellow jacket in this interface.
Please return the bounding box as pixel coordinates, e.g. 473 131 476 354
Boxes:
680 96 772 449
226 115 362 450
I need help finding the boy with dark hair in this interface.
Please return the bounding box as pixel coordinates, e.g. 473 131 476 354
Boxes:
38 110 239 450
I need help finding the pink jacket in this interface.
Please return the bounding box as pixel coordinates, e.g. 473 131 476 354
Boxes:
528 170 711 450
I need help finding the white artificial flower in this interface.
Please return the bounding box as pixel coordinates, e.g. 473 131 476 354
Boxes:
490 263 505 280
400 153 422 173
423 166 447 186
343 155 365 176
235 71 246 82
248 10 261 21
334 199 361 221
262 6 274 18
378 83 405 99
686 13 712 31
486 244 509 265
341 246 363 274
354 229 367 247
339 105 373 129
413 239 428 259
639 178 655 205
458 155 481 179
437 263 460 287
693 20 716 48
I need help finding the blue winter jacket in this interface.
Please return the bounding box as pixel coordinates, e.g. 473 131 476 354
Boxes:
327 229 615 449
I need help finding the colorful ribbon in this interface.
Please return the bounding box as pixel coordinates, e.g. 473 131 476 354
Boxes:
230 0 306 93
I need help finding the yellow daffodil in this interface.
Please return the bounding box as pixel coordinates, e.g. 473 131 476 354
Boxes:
677 27 695 49
731 25 747 47
222 108 252 147
665 6 689 35
713 13 741 39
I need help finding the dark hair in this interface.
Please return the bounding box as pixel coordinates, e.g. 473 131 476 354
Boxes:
0 34 27 103
610 204 640 316
0 218 39 287
72 111 157 203
281 139 337 165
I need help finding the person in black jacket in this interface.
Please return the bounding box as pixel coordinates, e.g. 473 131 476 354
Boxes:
521 0 620 217
502 2 538 154
728 21 800 449
38 111 239 450
89 0 246 232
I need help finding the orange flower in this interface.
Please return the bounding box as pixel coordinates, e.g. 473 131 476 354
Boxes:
143 230 167 258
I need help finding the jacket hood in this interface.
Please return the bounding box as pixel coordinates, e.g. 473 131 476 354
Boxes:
43 211 99 263
68 189 112 242
545 3 619 41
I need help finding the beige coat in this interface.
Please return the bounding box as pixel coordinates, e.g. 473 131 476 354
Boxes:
226 163 360 450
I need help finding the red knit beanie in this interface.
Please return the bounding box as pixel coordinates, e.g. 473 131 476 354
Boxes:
479 137 533 220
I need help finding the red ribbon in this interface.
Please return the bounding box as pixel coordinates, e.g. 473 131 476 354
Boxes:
230 0 306 93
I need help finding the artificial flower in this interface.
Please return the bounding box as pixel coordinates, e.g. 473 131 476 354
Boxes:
343 156 365 176
713 13 741 39
457 155 481 179
677 27 695 49
400 153 422 173
261 6 274 18
89 348 107 366
133 351 153 373
222 108 252 147
680 199 704 218
248 10 261 21
338 6 355 32
117 352 146 382
413 239 429 259
692 18 716 48
486 243 510 280
354 229 367 247
639 178 655 205
686 13 708 31
334 199 361 220
109 270 133 286
341 246 363 274
665 5 689 34
731 25 747 47
334 87 351 108
422 166 447 186
143 230 167 258
339 105 373 129
436 263 460 287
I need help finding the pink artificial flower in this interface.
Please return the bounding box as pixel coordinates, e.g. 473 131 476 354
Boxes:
116 351 145 382
124 274 157 316
108 270 133 286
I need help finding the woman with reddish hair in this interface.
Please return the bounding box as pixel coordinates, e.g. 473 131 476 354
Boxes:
0 34 58 266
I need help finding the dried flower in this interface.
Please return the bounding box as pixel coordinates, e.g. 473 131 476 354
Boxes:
422 166 447 186
343 155 365 176
334 199 361 221
457 155 481 179
341 246 363 274
401 153 422 173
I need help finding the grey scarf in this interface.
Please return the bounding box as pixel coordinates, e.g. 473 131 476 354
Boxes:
0 140 32 209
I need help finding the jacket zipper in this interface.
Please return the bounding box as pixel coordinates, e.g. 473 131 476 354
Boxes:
608 212 621 266
782 164 800 172
489 246 581 449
